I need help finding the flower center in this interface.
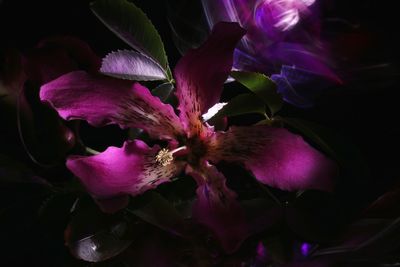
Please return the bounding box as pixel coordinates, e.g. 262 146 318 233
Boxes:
155 146 187 166
185 136 208 167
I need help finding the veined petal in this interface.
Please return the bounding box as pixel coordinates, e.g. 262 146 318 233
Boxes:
40 71 184 140
67 140 185 211
188 163 248 253
174 22 245 137
208 125 337 192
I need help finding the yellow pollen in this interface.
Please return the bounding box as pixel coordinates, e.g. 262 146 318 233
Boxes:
155 148 173 166
155 146 187 167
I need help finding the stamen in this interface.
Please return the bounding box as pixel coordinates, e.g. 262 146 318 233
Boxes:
155 148 173 166
170 146 187 155
155 146 187 166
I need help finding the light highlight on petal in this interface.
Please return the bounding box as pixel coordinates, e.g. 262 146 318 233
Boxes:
40 71 184 139
174 22 245 136
208 125 337 192
67 140 184 204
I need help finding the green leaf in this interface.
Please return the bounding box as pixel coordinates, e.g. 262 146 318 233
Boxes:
262 235 290 264
151 82 175 103
66 197 133 262
166 0 208 55
212 93 266 119
231 71 283 115
126 192 187 237
91 0 170 75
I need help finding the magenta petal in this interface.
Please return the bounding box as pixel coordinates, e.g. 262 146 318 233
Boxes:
40 71 184 139
67 140 185 209
188 164 248 253
174 22 245 136
269 42 341 83
209 125 337 192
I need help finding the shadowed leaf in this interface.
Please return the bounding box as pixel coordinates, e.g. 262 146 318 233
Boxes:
231 71 283 115
65 197 133 262
126 192 187 237
212 93 265 119
152 82 175 103
91 0 170 77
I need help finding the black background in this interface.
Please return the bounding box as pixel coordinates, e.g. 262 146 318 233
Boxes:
1 0 399 265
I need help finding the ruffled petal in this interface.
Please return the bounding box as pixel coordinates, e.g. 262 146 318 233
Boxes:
188 163 248 253
268 43 341 83
174 22 245 136
208 125 337 192
40 71 184 140
67 140 185 210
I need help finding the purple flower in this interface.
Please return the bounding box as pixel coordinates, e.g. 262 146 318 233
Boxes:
271 65 337 108
40 22 336 252
201 0 341 107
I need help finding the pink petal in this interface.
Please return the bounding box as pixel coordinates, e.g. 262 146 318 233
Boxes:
67 140 185 211
188 163 248 253
174 22 245 136
208 125 337 192
40 71 184 140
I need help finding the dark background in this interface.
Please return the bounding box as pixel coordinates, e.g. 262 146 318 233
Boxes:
1 0 399 265
2 0 397 206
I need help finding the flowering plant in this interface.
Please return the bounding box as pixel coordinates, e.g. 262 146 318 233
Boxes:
1 0 399 266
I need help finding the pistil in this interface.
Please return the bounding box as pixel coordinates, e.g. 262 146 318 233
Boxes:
155 146 187 166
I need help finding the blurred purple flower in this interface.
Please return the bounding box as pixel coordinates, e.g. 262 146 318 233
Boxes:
201 0 341 107
271 65 336 107
300 242 312 256
40 22 336 252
